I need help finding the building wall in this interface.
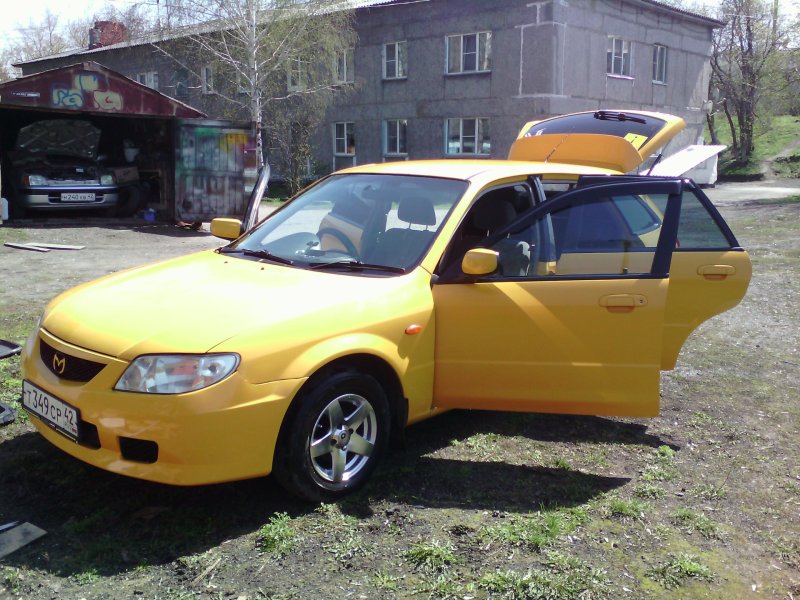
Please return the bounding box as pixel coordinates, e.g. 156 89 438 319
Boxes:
18 0 717 174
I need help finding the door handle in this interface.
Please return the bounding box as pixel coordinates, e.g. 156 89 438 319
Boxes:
599 294 648 310
698 264 735 280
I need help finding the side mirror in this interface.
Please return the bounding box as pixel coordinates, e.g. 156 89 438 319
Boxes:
210 218 244 240
462 248 499 277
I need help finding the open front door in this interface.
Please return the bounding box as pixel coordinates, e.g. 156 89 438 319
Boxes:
432 179 684 418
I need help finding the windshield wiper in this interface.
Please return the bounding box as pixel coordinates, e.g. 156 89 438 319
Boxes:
593 110 646 124
309 260 406 274
218 247 294 265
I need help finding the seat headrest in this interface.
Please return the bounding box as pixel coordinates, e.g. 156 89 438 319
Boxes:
398 196 436 226
472 199 516 232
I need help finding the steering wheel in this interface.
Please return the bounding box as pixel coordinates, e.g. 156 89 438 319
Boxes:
316 228 360 258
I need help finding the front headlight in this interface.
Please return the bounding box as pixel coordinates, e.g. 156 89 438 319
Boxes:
99 174 115 185
26 174 47 186
115 353 240 394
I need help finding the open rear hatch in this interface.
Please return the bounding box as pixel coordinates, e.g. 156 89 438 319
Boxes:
508 110 685 173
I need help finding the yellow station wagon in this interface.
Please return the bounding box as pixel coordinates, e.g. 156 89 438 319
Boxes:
21 110 751 501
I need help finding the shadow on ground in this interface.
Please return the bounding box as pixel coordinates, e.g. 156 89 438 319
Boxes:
0 409 672 577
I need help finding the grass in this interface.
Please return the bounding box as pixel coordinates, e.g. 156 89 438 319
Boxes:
640 445 679 482
712 114 800 177
634 482 666 499
481 508 587 551
405 540 456 572
256 512 297 557
671 509 723 539
480 552 610 599
601 497 648 521
647 554 714 589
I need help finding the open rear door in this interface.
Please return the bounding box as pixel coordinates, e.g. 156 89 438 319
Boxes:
174 119 258 222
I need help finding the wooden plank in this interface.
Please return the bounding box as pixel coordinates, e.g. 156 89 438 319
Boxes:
3 242 49 252
0 522 47 559
26 243 85 250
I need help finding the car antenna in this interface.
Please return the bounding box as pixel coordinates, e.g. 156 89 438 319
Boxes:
646 153 663 176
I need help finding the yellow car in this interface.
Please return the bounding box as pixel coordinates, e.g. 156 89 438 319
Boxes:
21 110 751 501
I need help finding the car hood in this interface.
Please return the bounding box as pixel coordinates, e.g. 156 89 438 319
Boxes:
42 251 425 360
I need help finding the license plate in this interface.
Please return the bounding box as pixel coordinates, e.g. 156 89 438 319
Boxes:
61 192 95 203
22 380 80 441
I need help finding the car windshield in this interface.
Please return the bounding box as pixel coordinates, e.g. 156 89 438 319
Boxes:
229 173 468 273
16 120 101 159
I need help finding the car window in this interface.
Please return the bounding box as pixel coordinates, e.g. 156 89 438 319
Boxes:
676 190 733 249
612 195 661 235
232 173 467 272
483 192 669 278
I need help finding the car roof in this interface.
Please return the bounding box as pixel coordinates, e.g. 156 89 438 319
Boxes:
339 159 619 184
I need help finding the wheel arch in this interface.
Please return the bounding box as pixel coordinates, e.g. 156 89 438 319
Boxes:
277 353 407 456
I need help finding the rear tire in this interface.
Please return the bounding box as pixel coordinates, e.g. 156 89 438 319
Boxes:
273 370 390 502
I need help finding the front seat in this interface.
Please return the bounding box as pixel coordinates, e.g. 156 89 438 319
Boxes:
367 196 437 267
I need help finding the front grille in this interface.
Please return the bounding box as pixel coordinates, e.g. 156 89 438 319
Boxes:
39 338 106 382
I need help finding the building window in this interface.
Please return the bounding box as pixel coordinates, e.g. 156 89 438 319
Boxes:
287 58 307 92
446 32 491 74
383 41 407 79
136 71 158 90
607 37 632 77
201 65 214 94
384 119 408 156
335 48 355 84
652 45 667 83
174 68 189 100
446 118 490 155
334 122 355 156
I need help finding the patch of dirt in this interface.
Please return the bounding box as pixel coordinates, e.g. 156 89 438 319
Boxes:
0 203 798 599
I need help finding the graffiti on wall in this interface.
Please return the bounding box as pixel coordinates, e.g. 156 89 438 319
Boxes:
51 73 123 111
175 126 257 222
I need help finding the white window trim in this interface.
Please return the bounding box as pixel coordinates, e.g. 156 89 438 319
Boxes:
334 122 355 156
287 58 307 92
652 44 668 84
383 41 408 80
445 117 490 156
446 31 492 75
607 36 632 78
201 65 214 94
383 119 408 157
334 48 355 85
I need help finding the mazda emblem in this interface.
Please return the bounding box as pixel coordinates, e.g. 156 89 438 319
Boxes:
52 353 66 375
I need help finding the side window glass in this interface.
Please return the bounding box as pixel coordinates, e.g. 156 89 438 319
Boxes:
677 190 732 249
516 195 662 278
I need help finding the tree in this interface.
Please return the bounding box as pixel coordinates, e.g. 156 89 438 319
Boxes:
155 0 356 183
710 0 800 164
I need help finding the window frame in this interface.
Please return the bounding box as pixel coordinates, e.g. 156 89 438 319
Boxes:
607 36 632 78
445 117 491 156
334 48 355 85
287 57 307 92
333 121 355 157
383 41 408 80
136 71 159 90
445 31 492 75
384 119 408 157
652 44 668 84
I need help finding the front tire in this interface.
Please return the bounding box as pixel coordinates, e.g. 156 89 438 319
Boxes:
273 370 390 502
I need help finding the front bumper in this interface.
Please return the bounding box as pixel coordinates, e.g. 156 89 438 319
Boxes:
18 186 119 210
22 329 306 485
